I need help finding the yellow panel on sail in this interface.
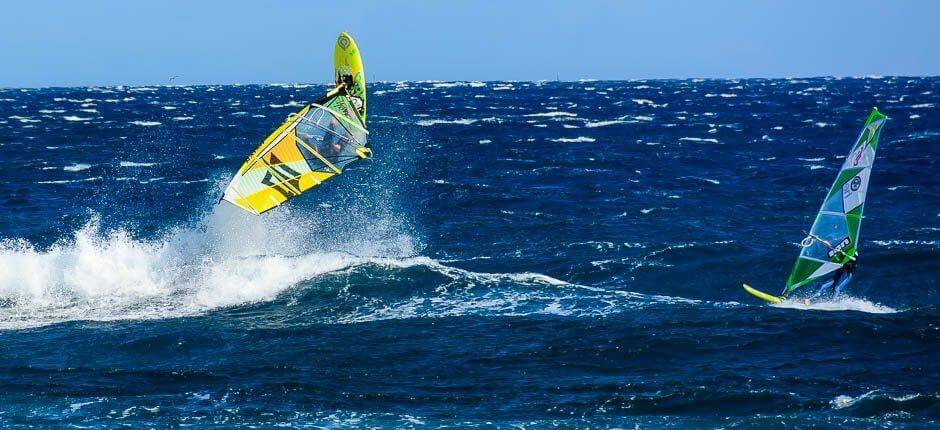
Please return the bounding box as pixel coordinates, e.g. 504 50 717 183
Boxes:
222 91 369 215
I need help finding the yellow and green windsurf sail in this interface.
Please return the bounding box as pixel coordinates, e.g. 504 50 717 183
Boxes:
783 108 887 296
222 87 371 215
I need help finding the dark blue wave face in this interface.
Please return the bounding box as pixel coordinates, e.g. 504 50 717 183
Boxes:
0 78 937 428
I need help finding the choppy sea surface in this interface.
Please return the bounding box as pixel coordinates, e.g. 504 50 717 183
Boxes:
0 78 937 428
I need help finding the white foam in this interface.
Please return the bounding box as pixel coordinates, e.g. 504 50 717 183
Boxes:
119 161 157 167
872 239 937 247
550 137 596 143
63 163 91 172
63 116 92 122
831 391 876 409
37 177 103 185
166 179 209 184
129 121 161 127
774 294 897 314
524 111 577 118
416 119 476 126
678 137 719 144
679 176 720 185
0 204 419 330
585 120 632 128
0 220 581 329
831 390 930 409
331 259 733 324
268 101 304 108
0 203 739 330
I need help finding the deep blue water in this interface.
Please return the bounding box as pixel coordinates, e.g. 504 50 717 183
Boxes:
0 78 937 428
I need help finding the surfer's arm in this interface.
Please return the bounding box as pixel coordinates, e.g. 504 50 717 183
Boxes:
313 83 346 105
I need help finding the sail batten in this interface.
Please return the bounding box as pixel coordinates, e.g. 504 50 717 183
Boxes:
783 108 886 296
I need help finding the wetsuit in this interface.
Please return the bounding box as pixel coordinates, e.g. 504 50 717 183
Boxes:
830 260 857 292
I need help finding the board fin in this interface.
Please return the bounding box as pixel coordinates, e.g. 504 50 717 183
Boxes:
743 284 784 304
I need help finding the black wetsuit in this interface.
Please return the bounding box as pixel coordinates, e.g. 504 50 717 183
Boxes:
831 260 857 287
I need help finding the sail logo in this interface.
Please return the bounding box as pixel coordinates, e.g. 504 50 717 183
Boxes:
852 122 878 166
842 172 866 213
852 143 868 166
261 154 302 198
827 237 851 259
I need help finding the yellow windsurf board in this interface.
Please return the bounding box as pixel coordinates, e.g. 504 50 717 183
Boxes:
334 31 366 125
742 284 784 304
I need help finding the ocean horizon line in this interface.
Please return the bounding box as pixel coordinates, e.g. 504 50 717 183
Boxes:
2 74 938 91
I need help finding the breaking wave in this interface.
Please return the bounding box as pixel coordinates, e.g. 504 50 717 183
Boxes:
0 209 724 330
830 390 939 417
0 202 418 329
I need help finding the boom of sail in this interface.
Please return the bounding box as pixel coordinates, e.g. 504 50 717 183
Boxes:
783 108 887 296
221 86 371 215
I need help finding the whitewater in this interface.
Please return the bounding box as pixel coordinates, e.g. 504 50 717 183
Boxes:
0 78 936 428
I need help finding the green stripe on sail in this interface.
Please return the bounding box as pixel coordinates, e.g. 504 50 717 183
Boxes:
845 210 862 255
863 109 887 151
785 258 822 295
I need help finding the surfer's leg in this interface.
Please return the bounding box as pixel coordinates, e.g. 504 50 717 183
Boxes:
812 280 834 299
834 274 852 295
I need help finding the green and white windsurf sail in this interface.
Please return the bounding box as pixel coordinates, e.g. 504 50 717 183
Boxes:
783 108 887 296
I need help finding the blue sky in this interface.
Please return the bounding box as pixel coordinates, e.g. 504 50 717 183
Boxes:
1 0 938 87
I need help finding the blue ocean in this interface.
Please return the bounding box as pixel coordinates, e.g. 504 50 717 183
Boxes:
0 78 937 428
